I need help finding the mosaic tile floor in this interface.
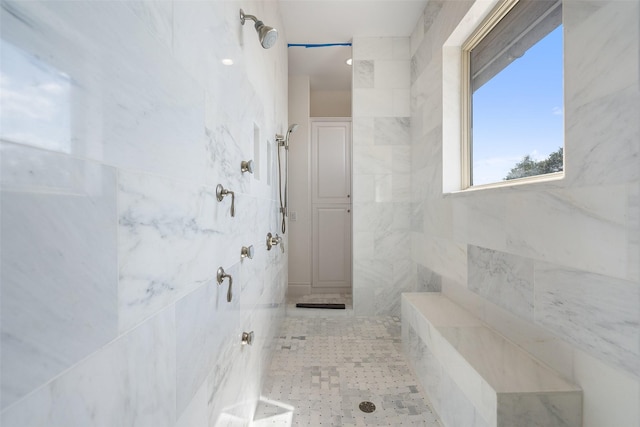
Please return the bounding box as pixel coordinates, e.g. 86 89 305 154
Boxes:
256 315 442 426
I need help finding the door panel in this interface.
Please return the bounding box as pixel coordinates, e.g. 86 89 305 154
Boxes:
311 122 351 204
313 206 351 288
310 120 352 292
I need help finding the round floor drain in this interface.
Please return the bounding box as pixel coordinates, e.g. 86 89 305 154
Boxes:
359 401 376 413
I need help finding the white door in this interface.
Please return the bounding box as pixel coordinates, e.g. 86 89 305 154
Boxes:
311 120 352 291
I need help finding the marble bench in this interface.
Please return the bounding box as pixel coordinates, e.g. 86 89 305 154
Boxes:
402 293 582 427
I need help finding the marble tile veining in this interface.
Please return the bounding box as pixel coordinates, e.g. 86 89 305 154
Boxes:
467 245 534 321
117 170 221 333
534 262 640 376
1 0 288 423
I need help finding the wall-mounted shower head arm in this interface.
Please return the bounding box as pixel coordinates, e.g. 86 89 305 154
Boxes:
239 9 258 25
240 9 278 49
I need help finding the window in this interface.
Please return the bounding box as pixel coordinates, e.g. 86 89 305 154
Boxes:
462 0 563 188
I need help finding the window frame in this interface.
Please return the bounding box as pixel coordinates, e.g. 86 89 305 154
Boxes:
460 0 564 190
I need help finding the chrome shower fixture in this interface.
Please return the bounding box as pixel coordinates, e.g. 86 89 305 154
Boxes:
275 123 299 150
276 123 299 234
240 9 278 49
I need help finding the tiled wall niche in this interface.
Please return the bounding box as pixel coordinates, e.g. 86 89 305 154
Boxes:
409 1 640 426
0 1 288 425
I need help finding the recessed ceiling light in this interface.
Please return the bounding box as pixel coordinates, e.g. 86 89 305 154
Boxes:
221 58 234 66
345 58 352 66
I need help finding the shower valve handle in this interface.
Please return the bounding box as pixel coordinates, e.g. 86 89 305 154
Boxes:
216 266 233 302
266 232 283 251
216 184 235 217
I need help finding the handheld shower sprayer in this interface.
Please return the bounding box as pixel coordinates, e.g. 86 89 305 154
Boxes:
276 124 299 234
276 124 299 150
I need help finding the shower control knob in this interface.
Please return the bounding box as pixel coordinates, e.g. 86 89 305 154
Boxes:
241 160 254 174
241 245 254 259
241 331 254 346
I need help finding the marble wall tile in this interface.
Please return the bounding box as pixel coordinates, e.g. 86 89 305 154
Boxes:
411 38 434 86
564 0 639 108
565 86 639 187
417 263 442 292
1 307 176 427
392 201 412 231
353 232 375 260
417 235 467 286
0 143 118 409
374 117 411 145
410 13 426 57
176 381 208 427
175 275 241 418
352 202 394 232
352 117 374 146
404 323 489 427
374 174 393 202
353 174 375 203
375 230 411 261
391 146 412 173
354 258 394 290
504 185 629 280
534 261 640 376
353 60 374 88
423 198 453 239
117 171 222 333
392 38 411 59
497 392 582 427
375 60 411 89
408 0 639 424
0 1 207 182
467 245 534 321
450 191 507 251
573 349 640 427
353 145 393 175
392 174 412 203
410 201 424 232
629 183 639 281
352 88 395 117
123 0 173 51
1 0 287 424
392 89 411 116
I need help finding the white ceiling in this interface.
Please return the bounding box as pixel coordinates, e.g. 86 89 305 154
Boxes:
280 0 428 90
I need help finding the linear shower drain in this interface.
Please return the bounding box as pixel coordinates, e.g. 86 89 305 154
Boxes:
359 401 376 413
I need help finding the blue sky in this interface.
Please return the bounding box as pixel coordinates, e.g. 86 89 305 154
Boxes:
472 25 564 185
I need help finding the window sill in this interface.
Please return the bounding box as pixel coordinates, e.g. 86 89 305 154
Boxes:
444 172 565 197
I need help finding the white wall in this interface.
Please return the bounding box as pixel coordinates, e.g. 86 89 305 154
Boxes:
287 75 312 294
0 1 288 425
310 90 352 117
410 0 640 425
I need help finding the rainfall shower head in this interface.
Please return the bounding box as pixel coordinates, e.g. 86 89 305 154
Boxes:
240 9 278 49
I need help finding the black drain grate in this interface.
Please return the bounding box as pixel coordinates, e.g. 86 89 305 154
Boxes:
359 401 376 413
295 303 345 309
